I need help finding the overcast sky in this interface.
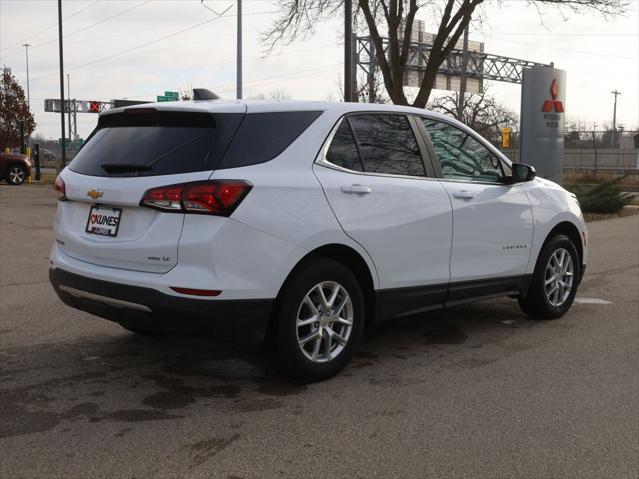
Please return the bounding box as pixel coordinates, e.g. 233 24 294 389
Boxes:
1 0 637 139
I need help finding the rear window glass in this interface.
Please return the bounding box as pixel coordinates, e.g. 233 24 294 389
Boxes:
326 119 363 172
217 111 323 169
69 111 243 177
348 114 425 177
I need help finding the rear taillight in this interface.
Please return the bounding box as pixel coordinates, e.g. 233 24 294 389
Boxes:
140 180 252 216
54 176 67 201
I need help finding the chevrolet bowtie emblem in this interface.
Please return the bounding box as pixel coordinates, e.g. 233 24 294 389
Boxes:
87 189 103 199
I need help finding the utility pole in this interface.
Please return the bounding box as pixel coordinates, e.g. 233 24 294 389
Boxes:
236 0 242 99
22 44 31 110
457 25 469 121
592 122 598 176
67 74 72 145
610 89 620 148
344 0 353 102
57 0 67 167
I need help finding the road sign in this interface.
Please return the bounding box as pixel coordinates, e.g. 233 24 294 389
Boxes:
165 91 179 100
157 96 169 102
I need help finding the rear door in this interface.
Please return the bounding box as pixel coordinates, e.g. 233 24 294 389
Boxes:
314 113 453 315
55 106 245 273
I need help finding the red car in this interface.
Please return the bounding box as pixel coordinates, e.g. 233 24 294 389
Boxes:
0 152 32 185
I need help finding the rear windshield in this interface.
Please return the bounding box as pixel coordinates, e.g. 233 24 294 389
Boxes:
69 109 322 177
69 111 242 177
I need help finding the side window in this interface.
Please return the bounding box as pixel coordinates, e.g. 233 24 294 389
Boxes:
422 118 504 183
348 114 425 177
325 120 363 172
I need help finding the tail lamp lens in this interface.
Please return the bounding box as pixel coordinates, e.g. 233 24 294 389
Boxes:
54 176 67 201
140 180 252 216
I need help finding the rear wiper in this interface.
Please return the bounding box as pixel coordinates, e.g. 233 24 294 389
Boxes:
101 163 153 173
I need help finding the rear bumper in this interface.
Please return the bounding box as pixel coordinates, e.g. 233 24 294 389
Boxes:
49 268 274 342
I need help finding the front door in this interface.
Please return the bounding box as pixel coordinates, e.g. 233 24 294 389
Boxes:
419 117 534 301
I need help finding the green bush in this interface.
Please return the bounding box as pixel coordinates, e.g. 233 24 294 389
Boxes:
571 177 633 214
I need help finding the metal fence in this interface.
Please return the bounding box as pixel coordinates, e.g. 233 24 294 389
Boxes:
500 130 639 174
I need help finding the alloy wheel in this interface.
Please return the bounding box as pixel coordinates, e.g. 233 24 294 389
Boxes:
296 281 354 363
9 167 25 184
544 248 574 307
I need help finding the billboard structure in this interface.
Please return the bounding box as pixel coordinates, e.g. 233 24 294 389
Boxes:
403 20 484 94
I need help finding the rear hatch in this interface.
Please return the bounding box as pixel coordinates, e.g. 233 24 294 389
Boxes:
55 103 245 273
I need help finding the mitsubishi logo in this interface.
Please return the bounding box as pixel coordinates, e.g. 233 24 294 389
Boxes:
542 79 564 113
87 189 104 200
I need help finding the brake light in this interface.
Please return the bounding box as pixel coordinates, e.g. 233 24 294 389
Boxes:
54 176 67 201
140 180 252 216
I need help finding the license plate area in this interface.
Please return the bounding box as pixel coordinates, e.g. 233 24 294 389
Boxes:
86 205 122 237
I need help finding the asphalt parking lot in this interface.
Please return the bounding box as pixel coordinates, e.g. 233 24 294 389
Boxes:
1 184 637 478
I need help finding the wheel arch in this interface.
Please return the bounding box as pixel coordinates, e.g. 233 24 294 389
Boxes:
268 243 378 338
544 221 584 268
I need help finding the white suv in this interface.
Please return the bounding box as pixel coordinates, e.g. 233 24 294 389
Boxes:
50 94 587 381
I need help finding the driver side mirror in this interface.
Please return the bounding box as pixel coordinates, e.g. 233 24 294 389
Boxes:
510 163 536 183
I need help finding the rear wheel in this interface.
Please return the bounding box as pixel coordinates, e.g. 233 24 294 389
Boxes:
518 234 580 319
271 259 365 382
6 164 26 185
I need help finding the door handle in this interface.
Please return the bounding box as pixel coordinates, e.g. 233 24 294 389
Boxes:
452 190 474 200
341 184 371 195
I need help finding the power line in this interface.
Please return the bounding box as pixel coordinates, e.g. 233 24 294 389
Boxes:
0 0 101 53
487 36 638 60
68 42 336 80
122 63 341 101
29 13 228 82
1 0 151 59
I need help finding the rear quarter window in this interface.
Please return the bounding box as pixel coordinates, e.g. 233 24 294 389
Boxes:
217 111 323 169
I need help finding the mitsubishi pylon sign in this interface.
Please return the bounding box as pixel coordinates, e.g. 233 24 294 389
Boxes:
520 66 567 184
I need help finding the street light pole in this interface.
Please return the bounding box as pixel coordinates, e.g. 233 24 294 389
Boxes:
57 0 67 167
22 43 31 111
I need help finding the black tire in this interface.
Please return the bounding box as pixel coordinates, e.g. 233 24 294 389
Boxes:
518 234 580 319
5 164 27 185
270 258 365 382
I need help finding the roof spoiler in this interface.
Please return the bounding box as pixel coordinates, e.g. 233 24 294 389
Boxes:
192 88 220 101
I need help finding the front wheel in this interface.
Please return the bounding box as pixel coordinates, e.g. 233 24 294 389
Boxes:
6 164 27 185
518 234 580 319
270 259 365 382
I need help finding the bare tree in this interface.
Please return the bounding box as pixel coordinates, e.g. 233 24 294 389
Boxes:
336 71 388 103
247 89 292 100
264 0 626 107
429 88 516 142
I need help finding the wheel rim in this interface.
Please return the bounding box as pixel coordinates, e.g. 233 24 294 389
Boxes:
296 281 354 363
9 167 24 184
544 248 574 307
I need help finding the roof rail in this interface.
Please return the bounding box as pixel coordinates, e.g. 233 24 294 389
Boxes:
192 88 220 101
